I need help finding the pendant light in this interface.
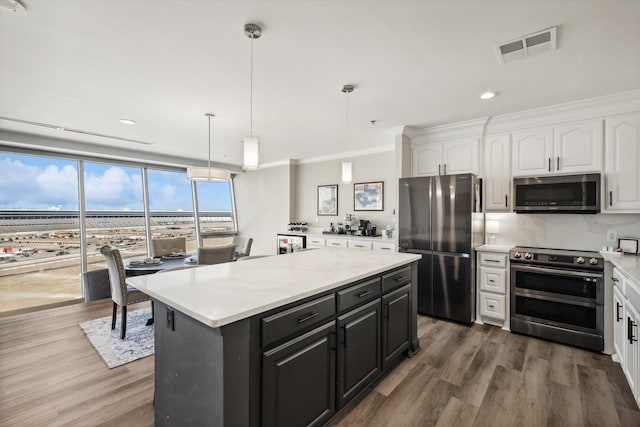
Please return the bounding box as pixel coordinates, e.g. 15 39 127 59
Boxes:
187 113 231 181
341 84 354 184
243 23 262 170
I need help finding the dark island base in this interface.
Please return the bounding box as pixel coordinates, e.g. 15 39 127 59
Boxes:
153 262 419 427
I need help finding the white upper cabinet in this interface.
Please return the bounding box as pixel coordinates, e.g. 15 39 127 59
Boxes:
412 138 479 176
484 134 511 211
604 112 640 212
512 120 603 176
553 120 603 174
512 127 554 176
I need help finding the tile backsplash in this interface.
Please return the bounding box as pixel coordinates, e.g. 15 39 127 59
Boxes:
485 213 640 252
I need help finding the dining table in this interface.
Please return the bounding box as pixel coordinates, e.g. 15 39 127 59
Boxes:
124 254 199 277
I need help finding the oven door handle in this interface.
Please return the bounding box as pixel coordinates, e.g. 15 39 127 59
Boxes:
511 264 603 279
513 289 599 307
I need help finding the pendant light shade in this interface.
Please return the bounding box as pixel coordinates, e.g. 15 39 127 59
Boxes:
341 161 353 184
187 113 231 182
243 23 262 170
341 84 354 184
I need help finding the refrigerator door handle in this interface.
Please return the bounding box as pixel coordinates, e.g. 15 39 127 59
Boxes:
432 251 470 258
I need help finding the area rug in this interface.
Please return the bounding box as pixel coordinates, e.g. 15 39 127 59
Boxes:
79 307 154 369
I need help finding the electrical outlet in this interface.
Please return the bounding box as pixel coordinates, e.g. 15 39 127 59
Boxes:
606 230 618 242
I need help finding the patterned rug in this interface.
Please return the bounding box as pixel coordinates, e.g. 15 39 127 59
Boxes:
79 307 154 369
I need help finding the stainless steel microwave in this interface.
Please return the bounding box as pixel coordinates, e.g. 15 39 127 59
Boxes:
513 173 601 213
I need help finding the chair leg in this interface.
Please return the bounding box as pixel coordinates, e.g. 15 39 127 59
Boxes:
111 302 117 330
146 300 155 326
120 305 127 340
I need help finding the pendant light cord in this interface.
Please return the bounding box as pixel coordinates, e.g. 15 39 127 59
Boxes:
250 34 254 137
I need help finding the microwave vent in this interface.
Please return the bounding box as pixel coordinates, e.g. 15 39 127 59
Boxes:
496 26 557 64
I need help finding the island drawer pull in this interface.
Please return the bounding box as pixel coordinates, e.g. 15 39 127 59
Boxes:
297 312 319 324
357 290 372 298
395 276 406 282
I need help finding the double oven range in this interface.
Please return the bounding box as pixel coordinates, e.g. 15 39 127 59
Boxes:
510 246 604 352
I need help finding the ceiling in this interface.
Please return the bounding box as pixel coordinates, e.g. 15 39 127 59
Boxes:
1 0 639 168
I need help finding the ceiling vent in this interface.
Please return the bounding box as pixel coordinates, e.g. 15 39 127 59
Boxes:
496 26 557 64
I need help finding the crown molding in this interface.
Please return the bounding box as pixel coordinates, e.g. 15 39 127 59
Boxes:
411 117 490 143
294 144 395 165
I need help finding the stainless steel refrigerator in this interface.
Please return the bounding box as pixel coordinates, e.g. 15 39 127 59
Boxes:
398 174 483 323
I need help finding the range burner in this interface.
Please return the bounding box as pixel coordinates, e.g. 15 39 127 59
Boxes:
509 246 603 271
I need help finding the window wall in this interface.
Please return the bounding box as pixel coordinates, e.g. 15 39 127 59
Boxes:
0 149 236 314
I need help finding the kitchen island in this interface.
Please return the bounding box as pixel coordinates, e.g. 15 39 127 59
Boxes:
127 248 421 427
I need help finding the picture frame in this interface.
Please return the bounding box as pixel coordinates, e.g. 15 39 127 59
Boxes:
317 184 338 216
354 181 384 211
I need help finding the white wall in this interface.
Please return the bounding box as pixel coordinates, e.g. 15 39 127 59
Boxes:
293 151 397 233
486 212 640 252
233 165 292 256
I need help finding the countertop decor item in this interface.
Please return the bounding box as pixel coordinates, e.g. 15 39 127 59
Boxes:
618 238 639 255
318 184 338 215
354 181 383 211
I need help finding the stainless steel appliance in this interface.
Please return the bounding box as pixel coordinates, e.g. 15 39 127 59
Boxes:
398 174 483 323
276 234 306 255
510 246 604 351
513 173 600 213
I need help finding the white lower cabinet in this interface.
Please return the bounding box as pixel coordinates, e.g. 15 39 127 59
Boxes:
476 249 509 329
347 240 373 250
613 266 640 408
325 238 347 248
373 241 395 252
307 237 326 248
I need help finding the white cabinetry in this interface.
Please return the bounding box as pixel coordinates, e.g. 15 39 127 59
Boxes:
412 138 479 176
476 249 509 329
604 113 640 212
325 238 347 248
512 120 602 177
612 266 640 407
373 241 395 252
347 240 373 250
484 134 511 211
307 237 326 248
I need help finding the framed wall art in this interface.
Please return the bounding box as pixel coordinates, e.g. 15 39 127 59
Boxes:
317 184 338 215
354 181 383 211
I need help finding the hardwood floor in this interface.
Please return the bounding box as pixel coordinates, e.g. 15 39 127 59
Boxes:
1 301 638 426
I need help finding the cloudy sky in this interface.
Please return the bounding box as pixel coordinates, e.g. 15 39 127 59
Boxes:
0 153 231 211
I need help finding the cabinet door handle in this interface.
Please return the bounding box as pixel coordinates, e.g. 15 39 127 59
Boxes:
489 279 496 283
505 194 508 208
616 302 622 321
485 259 500 263
610 190 613 207
488 304 496 309
443 164 447 175
357 290 373 298
438 164 442 175
628 317 637 343
297 312 319 324
548 157 552 172
612 277 619 282
556 156 560 170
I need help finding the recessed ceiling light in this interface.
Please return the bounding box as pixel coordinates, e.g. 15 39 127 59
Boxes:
119 119 137 125
480 91 499 100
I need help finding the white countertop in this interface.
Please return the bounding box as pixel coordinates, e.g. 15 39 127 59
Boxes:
280 231 393 242
601 252 640 284
476 244 513 253
127 248 421 328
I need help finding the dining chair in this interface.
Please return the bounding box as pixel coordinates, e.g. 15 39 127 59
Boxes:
233 237 253 259
152 237 186 258
100 246 153 339
81 268 111 302
198 244 236 265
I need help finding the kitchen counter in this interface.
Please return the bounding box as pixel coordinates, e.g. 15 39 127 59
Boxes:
127 248 420 328
476 244 513 253
601 251 640 284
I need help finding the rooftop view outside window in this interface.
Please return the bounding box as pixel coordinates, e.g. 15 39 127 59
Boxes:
0 153 81 312
0 151 237 314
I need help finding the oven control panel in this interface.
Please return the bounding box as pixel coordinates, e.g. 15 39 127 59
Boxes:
509 247 603 271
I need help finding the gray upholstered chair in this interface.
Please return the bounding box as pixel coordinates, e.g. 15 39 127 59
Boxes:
152 237 186 258
232 237 253 259
82 268 111 302
100 246 153 339
198 244 236 265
